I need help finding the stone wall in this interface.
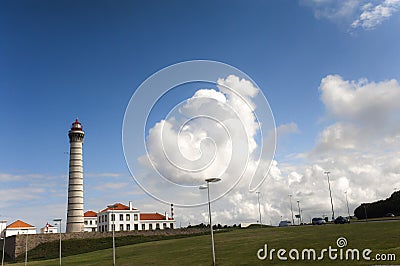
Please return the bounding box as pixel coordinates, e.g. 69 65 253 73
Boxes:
4 228 209 261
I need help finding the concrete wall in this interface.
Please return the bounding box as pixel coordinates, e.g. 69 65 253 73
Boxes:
4 227 208 261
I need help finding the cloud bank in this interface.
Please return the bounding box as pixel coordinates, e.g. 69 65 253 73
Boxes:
302 0 400 31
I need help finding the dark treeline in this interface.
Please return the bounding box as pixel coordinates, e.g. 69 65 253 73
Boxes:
354 191 400 219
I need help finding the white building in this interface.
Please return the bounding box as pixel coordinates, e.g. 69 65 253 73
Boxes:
97 202 175 232
40 223 58 234
84 211 98 232
3 220 36 237
0 220 7 238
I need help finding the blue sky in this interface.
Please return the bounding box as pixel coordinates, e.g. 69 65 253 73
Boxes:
1 0 400 228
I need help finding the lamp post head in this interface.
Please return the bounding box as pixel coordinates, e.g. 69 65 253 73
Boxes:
205 177 221 183
199 185 208 190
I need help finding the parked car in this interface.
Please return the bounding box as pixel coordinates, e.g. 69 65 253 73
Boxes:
334 216 350 224
312 217 326 225
278 220 291 227
385 213 395 217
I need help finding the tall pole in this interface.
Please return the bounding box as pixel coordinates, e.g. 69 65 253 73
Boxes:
345 192 351 220
324 171 335 221
1 229 5 266
108 205 116 266
207 182 215 266
297 200 301 225
289 195 294 226
200 177 221 266
24 230 28 266
363 205 368 223
53 219 62 266
256 192 262 226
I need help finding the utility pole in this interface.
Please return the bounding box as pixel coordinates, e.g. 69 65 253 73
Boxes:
256 192 262 227
289 195 295 226
324 171 335 221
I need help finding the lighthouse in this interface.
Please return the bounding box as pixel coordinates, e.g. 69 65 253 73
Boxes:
66 118 85 232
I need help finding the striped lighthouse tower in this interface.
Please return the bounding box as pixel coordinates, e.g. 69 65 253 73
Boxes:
66 118 85 232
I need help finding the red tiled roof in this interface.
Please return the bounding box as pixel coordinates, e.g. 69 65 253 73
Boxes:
44 223 56 228
140 213 173 221
84 210 97 217
100 203 137 212
7 220 35 229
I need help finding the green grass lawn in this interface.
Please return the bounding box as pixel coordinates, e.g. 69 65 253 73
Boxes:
9 220 400 265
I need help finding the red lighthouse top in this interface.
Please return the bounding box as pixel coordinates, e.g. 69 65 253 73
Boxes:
71 118 83 131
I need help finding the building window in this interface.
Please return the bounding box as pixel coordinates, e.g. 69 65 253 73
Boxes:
92 228 96 232
102 216 104 223
170 223 174 229
120 214 124 221
105 215 107 222
120 224 124 231
134 214 138 221
105 225 108 231
84 221 88 225
89 220 92 225
149 224 153 230
111 214 115 221
126 214 130 221
134 224 138 230
142 224 145 230
156 223 160 229
126 224 130 231
98 217 101 223
163 223 166 229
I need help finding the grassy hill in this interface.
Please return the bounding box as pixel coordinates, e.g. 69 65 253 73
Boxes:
9 220 400 265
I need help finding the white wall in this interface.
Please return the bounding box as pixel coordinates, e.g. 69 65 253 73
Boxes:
5 228 36 237
0 221 7 238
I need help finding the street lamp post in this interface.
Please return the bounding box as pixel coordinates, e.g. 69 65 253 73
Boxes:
324 171 335 221
345 192 351 220
363 204 368 223
297 200 301 225
289 195 294 226
107 204 117 266
1 220 6 266
53 219 62 266
256 192 262 227
24 229 28 266
199 177 221 266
